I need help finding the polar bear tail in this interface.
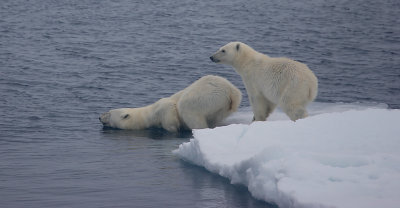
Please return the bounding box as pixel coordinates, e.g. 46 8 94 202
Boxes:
228 86 242 112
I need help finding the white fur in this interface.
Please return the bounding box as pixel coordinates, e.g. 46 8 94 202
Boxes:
100 75 242 131
210 42 318 121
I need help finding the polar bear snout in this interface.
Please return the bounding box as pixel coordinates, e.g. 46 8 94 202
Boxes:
99 112 111 125
210 56 220 63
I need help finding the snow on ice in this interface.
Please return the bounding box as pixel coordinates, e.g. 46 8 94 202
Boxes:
174 103 400 208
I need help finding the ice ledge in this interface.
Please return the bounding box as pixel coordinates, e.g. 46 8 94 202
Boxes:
174 109 400 208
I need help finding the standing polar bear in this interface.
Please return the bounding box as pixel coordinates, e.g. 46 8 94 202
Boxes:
210 42 318 121
99 75 241 132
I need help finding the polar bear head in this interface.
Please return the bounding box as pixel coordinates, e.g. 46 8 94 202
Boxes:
210 42 259 71
99 108 144 129
210 42 242 65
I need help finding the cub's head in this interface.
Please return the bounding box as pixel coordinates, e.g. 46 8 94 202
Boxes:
99 108 136 129
210 42 243 65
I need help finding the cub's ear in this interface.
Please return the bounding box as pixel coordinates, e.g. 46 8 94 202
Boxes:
236 43 240 51
123 114 130 119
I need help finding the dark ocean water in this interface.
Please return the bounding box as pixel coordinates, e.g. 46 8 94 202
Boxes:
1 0 399 207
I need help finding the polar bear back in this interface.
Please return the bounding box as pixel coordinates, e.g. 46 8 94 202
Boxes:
177 75 241 128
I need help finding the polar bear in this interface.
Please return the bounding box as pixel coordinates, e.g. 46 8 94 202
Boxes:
99 75 242 132
210 42 318 121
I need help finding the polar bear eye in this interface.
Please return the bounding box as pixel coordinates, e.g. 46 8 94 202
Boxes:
221 49 226 53
123 114 130 119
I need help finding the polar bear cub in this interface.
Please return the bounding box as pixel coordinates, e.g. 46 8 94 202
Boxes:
210 42 318 121
99 75 242 132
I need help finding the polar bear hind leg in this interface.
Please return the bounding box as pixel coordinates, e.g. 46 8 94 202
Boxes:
180 113 209 130
281 99 308 121
285 106 308 121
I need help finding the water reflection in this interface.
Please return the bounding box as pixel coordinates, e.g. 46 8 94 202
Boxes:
178 161 277 208
100 127 193 140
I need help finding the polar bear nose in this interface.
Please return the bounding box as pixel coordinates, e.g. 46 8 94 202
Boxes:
99 112 111 124
210 56 219 63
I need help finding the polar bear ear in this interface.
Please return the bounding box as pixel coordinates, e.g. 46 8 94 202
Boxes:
236 43 240 51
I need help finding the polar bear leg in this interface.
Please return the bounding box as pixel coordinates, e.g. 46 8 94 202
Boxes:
163 114 180 132
279 90 310 121
162 124 179 132
282 103 308 121
161 116 179 132
181 114 209 130
251 95 276 121
152 98 181 132
264 98 277 120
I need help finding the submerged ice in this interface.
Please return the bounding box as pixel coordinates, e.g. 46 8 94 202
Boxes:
174 104 400 208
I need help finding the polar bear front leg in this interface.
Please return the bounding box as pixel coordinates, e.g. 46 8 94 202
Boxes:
162 108 181 132
250 94 276 121
161 114 180 132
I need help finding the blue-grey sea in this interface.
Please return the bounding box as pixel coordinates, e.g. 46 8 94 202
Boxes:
1 0 399 207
